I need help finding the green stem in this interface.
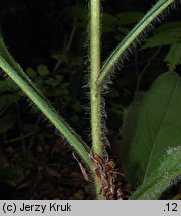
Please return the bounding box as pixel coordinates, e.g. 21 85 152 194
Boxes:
96 0 175 86
90 0 102 156
0 55 93 171
90 0 104 199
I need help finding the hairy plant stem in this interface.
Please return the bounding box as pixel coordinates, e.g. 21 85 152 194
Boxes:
90 0 102 156
0 55 94 171
96 0 175 86
90 0 104 199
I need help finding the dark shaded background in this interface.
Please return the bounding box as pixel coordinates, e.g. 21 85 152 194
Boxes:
0 0 180 199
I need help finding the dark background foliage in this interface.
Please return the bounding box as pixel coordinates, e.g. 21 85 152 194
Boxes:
0 0 180 199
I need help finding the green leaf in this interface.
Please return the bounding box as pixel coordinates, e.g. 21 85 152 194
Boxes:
131 147 181 200
102 13 117 33
141 22 181 50
117 26 130 34
52 53 68 63
45 78 59 86
55 75 63 82
67 6 88 27
35 77 44 87
141 34 177 49
0 37 25 78
68 6 88 21
155 21 181 33
37 64 49 76
141 30 181 49
26 67 37 78
123 72 181 186
0 37 48 100
0 37 93 170
97 0 176 84
0 115 16 133
165 43 181 72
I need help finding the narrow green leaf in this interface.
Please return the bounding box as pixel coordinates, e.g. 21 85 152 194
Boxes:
97 0 177 85
0 37 48 100
123 72 181 185
0 38 93 170
131 147 181 200
0 37 25 78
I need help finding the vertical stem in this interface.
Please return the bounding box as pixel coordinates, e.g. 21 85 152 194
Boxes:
90 0 104 200
90 0 102 156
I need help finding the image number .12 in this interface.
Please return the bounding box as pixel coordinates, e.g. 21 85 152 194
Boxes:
165 203 177 212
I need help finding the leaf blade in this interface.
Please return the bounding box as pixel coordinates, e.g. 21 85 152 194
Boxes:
130 147 181 200
123 72 181 185
97 0 176 85
0 38 93 170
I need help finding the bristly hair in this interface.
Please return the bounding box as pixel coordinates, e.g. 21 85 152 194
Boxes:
100 0 181 91
85 0 110 161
